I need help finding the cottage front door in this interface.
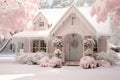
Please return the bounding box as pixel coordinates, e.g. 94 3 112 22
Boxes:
67 34 80 61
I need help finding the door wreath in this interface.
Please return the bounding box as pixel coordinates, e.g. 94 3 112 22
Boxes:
70 40 78 48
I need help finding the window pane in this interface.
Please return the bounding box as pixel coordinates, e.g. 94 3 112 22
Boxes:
39 22 44 27
40 40 46 47
33 48 39 53
33 40 39 47
32 40 47 53
40 40 46 52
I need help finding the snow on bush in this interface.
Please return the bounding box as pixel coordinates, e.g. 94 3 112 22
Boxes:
84 38 95 50
39 56 50 67
52 37 63 48
39 57 62 68
80 56 97 69
49 57 62 68
84 49 93 56
80 56 111 69
97 60 111 68
95 51 120 65
15 52 47 65
15 53 28 64
53 49 62 58
16 51 62 68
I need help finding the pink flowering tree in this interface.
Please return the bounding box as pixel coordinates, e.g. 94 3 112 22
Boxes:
91 0 120 26
0 0 40 39
0 0 40 52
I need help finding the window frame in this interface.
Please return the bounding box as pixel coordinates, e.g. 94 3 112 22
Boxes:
39 22 44 27
32 40 47 53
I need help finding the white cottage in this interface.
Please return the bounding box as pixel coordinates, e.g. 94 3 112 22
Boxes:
13 5 111 62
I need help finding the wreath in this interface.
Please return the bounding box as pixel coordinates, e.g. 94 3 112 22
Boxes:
70 40 78 48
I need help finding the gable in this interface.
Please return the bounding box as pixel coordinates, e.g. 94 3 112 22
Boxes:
33 12 49 31
50 5 96 37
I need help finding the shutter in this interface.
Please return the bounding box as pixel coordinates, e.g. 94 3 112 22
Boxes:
98 36 108 52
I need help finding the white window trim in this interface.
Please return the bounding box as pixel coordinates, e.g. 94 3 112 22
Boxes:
39 22 44 27
32 40 47 53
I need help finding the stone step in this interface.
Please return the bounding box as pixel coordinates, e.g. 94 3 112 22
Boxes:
65 61 79 66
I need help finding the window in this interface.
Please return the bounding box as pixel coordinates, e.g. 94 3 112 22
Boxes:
32 40 46 53
39 22 44 27
40 40 46 52
72 16 76 25
71 13 76 25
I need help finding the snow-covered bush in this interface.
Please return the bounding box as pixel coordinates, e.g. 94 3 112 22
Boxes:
80 56 111 69
84 49 93 56
39 56 50 67
80 56 97 69
39 57 62 68
15 53 28 64
53 49 62 58
16 51 63 68
84 38 95 50
49 57 62 68
97 60 111 68
95 51 120 65
52 37 63 48
15 52 48 65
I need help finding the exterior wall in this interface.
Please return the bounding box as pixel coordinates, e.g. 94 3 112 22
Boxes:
33 13 49 31
24 39 31 53
52 6 96 37
54 13 95 37
24 38 50 53
48 38 54 53
98 36 108 52
51 8 96 61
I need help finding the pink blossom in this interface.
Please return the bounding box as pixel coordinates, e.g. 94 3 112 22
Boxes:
0 0 40 38
91 0 120 26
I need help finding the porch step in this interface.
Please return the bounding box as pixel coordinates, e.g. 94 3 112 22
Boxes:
65 61 79 66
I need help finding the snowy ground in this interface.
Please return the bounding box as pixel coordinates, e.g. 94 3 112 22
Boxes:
0 56 120 80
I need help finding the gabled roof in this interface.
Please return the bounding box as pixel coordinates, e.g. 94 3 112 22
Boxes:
40 8 68 28
13 5 111 39
37 5 111 36
50 4 96 36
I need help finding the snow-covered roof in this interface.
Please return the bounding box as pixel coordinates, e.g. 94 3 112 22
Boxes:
39 6 111 36
40 8 68 28
14 5 111 39
13 30 50 39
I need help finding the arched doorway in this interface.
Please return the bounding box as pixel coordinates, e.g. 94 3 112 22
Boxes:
65 33 83 61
